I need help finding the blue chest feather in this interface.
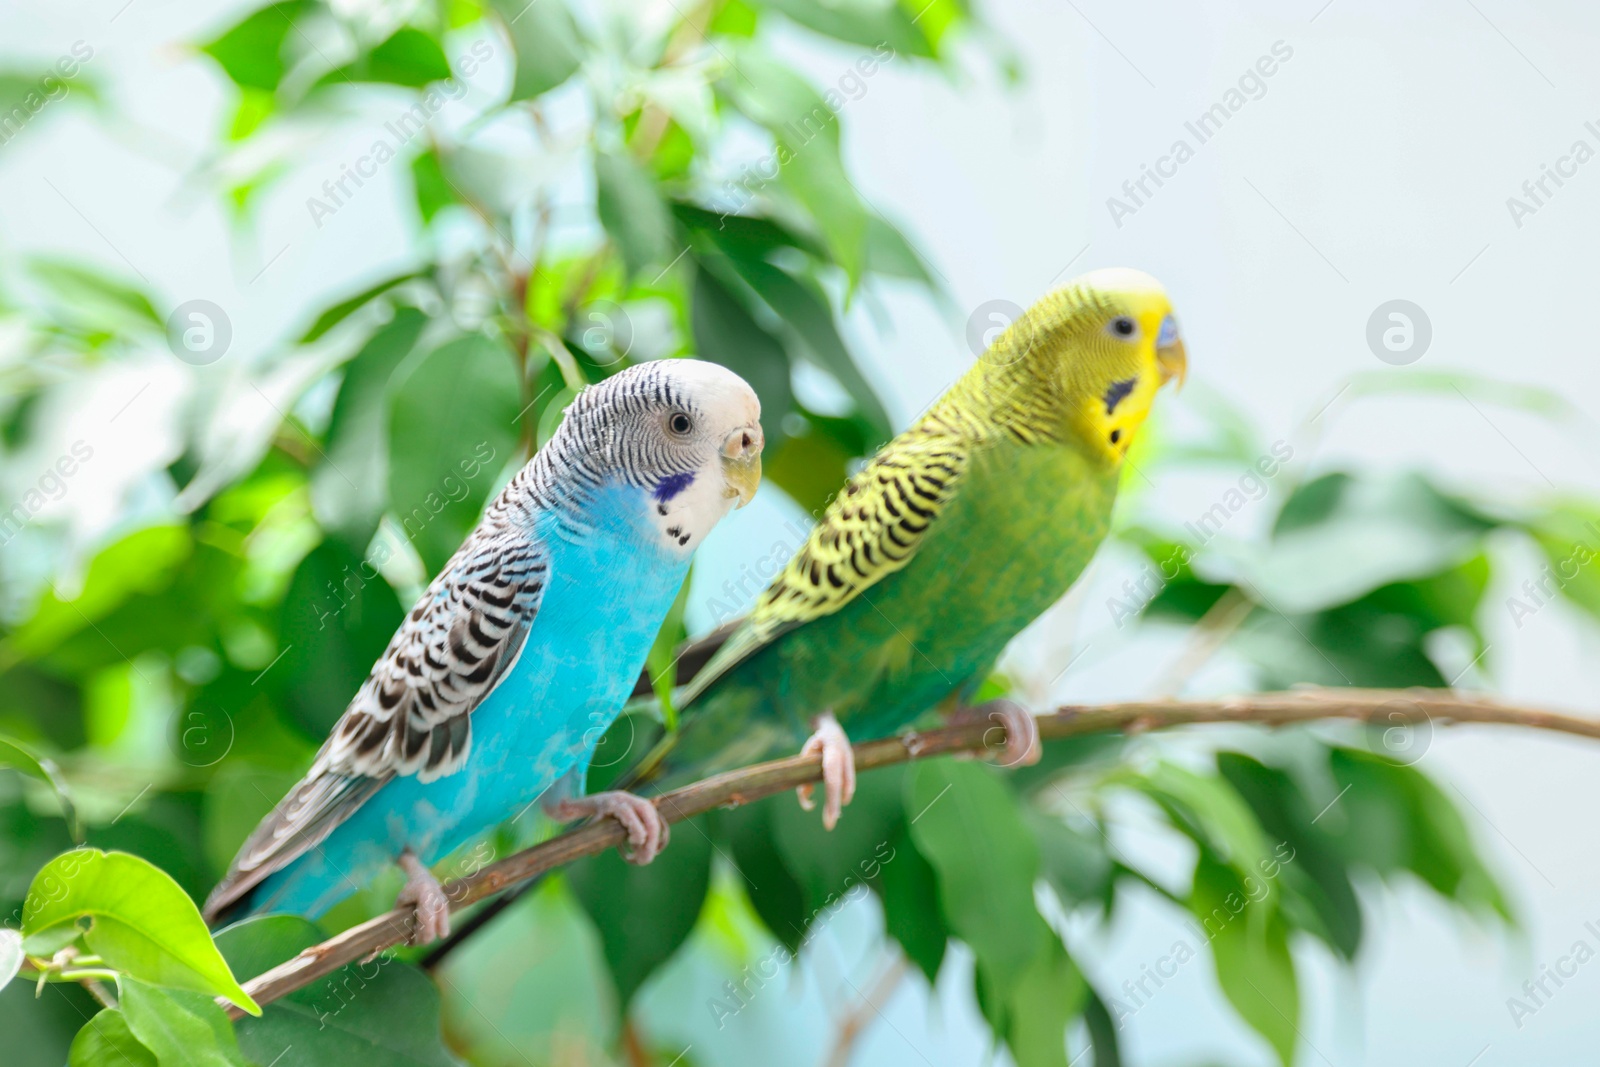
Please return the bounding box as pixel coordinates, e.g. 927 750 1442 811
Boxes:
252 482 687 916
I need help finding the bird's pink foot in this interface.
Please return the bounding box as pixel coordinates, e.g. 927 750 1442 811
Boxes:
551 790 670 865
397 850 451 945
796 711 856 830
960 698 1042 768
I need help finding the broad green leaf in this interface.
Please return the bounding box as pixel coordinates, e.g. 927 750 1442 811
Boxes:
718 47 871 282
1081 989 1123 1067
330 27 451 87
1027 809 1111 908
272 541 406 738
1521 501 1600 624
864 214 937 286
567 814 713 1005
1244 471 1495 613
311 308 429 547
1192 855 1298 1067
5 526 191 662
1003 937 1085 1067
1216 752 1361 959
29 258 161 330
0 928 22 992
0 734 79 842
772 764 903 914
200 1 312 92
69 1009 158 1067
906 760 1048 991
489 0 583 101
690 262 793 444
875 825 947 983
717 252 890 436
410 148 456 224
1328 749 1509 919
386 333 520 573
298 271 424 344
216 916 463 1066
1119 761 1270 882
22 849 259 1014
594 148 675 279
432 880 613 1063
119 978 251 1067
759 0 933 57
711 798 810 953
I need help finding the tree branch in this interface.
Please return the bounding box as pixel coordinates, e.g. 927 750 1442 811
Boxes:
222 688 1600 1019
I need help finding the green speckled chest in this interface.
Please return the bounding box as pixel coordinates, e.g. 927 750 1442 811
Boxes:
668 435 1120 777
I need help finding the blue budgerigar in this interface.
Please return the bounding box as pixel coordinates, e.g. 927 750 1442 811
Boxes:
203 360 763 941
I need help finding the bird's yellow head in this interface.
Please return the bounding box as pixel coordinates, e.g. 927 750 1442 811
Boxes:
973 267 1186 464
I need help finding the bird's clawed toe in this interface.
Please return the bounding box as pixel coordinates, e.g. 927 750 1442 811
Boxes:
397 851 452 945
796 711 856 831
556 790 671 865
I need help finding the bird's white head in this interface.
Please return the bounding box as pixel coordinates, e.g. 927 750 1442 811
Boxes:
558 359 764 555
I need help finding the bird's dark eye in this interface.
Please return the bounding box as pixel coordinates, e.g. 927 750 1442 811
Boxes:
1110 316 1137 338
668 412 693 435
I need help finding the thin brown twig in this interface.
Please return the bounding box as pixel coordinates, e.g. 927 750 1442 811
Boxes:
824 954 908 1067
221 688 1600 1019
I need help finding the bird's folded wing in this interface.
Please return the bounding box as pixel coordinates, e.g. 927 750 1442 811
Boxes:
203 529 549 921
679 423 970 705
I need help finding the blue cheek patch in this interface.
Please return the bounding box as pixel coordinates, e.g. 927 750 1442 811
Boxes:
1157 315 1180 349
653 471 696 502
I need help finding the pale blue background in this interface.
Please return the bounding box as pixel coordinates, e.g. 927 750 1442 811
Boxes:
4 1 1599 1064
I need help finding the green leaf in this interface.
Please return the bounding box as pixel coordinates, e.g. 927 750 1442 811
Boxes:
772 764 903 914
759 0 933 57
718 47 872 282
332 27 451 87
717 252 890 437
875 825 947 983
594 148 675 279
298 271 424 344
69 1009 158 1067
386 333 521 573
712 799 810 953
119 978 251 1067
216 915 463 1066
272 541 405 738
1249 471 1495 613
1217 752 1361 959
0 928 21 992
1328 749 1509 919
1119 761 1270 883
200 1 312 92
0 734 80 842
29 258 162 331
1002 937 1085 1067
22 849 260 1014
1027 809 1111 909
1192 855 1298 1066
312 308 429 547
489 0 583 101
1080 988 1122 1067
567 814 713 1005
6 526 191 663
410 148 456 224
689 262 793 444
905 760 1048 990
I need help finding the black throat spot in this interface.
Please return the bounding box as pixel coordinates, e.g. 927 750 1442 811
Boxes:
1103 377 1138 414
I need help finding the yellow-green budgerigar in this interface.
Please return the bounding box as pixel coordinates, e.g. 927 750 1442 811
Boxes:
626 268 1187 825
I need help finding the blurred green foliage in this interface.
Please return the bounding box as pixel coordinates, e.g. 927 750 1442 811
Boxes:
0 1 1584 1065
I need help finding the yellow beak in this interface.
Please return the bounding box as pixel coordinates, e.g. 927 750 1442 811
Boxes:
1157 335 1188 389
720 425 764 507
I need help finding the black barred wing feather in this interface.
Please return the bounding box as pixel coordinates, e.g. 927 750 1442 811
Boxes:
203 529 548 921
678 421 971 706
